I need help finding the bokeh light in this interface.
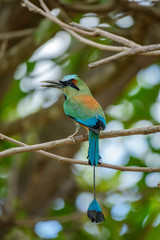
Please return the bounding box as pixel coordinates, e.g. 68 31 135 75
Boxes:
35 220 62 239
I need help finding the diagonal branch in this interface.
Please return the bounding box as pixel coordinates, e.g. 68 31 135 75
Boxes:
89 44 160 68
1 125 160 158
65 28 128 52
22 0 127 53
1 125 160 172
39 0 50 13
22 0 160 69
70 23 140 48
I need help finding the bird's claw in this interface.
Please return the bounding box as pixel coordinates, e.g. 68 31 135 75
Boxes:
67 123 80 143
68 134 76 143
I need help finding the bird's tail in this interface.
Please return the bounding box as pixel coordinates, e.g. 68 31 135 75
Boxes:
87 165 105 223
87 130 105 223
88 130 100 166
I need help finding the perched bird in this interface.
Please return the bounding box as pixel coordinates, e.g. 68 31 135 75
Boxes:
41 75 106 223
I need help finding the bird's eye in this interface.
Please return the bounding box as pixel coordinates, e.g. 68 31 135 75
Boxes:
60 79 79 90
60 80 72 86
66 80 73 85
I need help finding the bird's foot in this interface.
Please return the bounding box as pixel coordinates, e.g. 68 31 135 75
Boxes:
67 123 80 143
68 134 76 143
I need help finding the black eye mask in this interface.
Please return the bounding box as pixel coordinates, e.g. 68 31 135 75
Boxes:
59 79 79 91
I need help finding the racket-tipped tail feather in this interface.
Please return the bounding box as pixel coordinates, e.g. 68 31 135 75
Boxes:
87 199 105 223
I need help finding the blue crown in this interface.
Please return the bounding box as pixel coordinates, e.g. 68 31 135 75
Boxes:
62 75 78 82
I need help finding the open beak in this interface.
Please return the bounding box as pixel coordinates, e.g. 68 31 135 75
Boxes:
41 80 64 89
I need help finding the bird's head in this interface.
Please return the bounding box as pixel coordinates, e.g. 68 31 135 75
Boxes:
41 75 91 98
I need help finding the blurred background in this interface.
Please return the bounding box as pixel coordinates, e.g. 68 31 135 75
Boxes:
0 0 160 239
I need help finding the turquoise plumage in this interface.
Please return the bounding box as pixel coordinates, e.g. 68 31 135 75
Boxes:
87 199 105 223
41 75 106 223
88 131 100 166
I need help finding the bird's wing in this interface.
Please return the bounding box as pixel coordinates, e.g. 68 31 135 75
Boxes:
64 95 106 132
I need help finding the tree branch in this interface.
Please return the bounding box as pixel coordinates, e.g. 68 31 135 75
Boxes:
89 44 160 68
65 28 128 52
1 125 160 172
70 23 140 48
39 0 50 13
22 0 128 53
22 0 160 69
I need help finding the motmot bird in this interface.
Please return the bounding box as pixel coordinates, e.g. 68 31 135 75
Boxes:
41 75 106 223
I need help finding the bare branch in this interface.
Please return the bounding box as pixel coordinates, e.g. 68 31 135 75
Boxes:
1 125 160 158
1 125 160 172
23 0 160 55
89 44 160 68
23 0 137 49
22 0 160 69
39 0 50 13
23 0 128 53
1 125 160 157
66 28 127 52
70 23 140 48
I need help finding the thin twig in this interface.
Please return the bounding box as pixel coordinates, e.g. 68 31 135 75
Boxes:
23 0 127 53
23 0 136 49
70 23 140 48
89 44 160 68
39 0 50 13
66 29 127 52
70 24 160 56
22 0 160 67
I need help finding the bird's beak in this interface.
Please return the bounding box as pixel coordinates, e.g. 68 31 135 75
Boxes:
41 80 64 89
